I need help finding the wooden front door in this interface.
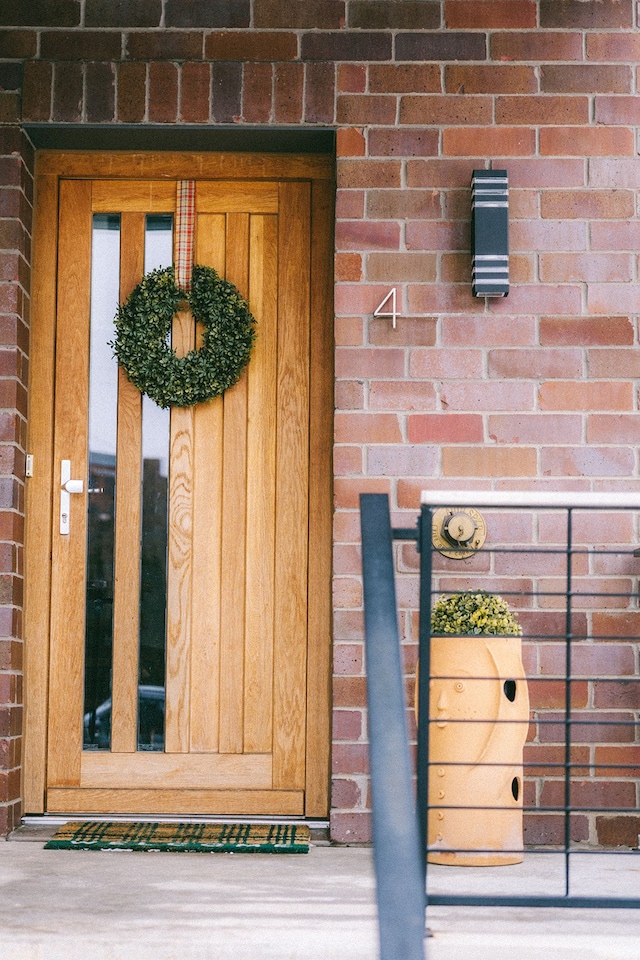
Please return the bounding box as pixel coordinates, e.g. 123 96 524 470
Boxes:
24 152 334 818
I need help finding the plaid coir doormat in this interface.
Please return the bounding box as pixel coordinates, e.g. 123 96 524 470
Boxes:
44 820 310 853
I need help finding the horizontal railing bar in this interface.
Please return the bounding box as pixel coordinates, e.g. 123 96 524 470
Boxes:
427 895 640 909
420 490 640 509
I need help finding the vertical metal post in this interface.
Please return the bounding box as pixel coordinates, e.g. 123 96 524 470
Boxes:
564 507 574 898
359 494 426 960
416 505 433 888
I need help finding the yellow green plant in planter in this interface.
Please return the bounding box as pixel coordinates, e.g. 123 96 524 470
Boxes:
430 590 523 637
417 590 529 866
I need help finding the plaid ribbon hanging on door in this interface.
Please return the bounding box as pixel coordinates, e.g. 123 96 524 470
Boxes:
175 180 196 290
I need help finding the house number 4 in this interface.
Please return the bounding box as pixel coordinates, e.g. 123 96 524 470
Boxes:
374 288 401 329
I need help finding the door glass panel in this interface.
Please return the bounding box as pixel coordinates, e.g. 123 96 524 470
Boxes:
138 214 172 751
83 214 120 749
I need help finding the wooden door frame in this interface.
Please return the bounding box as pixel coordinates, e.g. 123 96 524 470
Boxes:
23 150 335 818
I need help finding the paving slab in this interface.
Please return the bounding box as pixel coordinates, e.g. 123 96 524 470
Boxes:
1 841 640 959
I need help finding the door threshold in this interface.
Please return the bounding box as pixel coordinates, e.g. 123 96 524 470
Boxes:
12 815 330 844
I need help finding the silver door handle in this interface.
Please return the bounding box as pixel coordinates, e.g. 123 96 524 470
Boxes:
60 460 84 535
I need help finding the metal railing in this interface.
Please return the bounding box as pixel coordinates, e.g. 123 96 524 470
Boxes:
360 490 640 955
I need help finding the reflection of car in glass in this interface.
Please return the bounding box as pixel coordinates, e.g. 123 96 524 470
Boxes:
83 685 165 751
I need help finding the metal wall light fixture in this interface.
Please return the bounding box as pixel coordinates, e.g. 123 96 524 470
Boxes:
471 169 509 297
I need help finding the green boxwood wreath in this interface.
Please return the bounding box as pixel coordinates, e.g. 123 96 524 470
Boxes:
111 264 256 409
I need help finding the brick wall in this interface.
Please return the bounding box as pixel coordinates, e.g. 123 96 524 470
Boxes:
1 0 640 844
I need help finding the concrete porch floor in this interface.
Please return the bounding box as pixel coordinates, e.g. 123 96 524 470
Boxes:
1 838 640 959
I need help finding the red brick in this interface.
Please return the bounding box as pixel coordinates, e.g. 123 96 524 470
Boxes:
335 254 362 283
0 0 80 26
593 612 640 640
594 747 640 777
587 32 640 61
445 64 538 94
335 221 400 251
442 315 536 347
489 348 582 380
440 378 538 412
165 0 249 27
304 61 335 124
539 381 633 412
407 414 482 444
406 221 467 253
52 61 82 122
335 413 402 444
591 221 640 249
593 680 640 710
443 447 537 477
588 414 640 444
255 0 343 28
148 62 178 123
488 414 581 445
303 30 391 61
541 446 635 478
331 777 362 808
369 63 440 93
86 61 116 123
370 445 439 477
242 63 272 123
540 711 636 745
127 31 203 60
400 95 492 126
528 679 589 710
369 316 437 347
207 31 296 61
496 96 588 126
334 445 363 475
349 2 439 29
367 190 441 221
588 284 640 315
117 61 146 123
491 31 583 62
210 61 242 122
41 30 121 60
544 779 636 810
330 812 371 843
336 346 405 378
180 62 210 123
369 381 437 412
0 94 20 124
409 347 482 380
396 31 486 61
86 0 162 27
21 59 53 121
542 64 631 94
523 744 590 777
589 349 640 379
333 577 362 608
540 317 634 346
540 0 633 29
337 63 367 93
336 128 365 158
368 128 439 157
540 127 634 157
594 97 640 126
546 253 633 283
512 220 587 254
0 29 37 58
446 0 536 27
596 816 640 847
541 190 634 219
338 159 401 190
367 253 436 283
335 379 364 410
523 814 589 846
334 478 391 510
274 61 303 123
443 127 536 156
337 94 396 125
